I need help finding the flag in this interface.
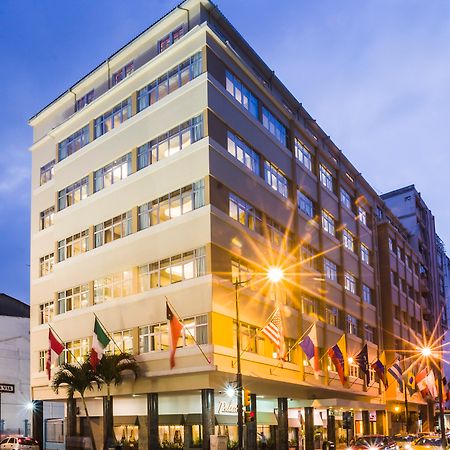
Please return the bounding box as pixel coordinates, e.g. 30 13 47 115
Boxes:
406 370 416 396
371 353 388 388
425 370 437 398
327 334 347 386
388 358 404 393
261 308 285 359
167 303 183 369
443 377 450 402
46 329 64 380
416 368 429 398
90 318 111 370
299 323 320 378
355 344 369 384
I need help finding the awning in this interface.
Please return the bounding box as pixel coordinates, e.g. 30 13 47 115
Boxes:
184 414 202 425
159 414 185 426
257 412 277 425
288 418 301 428
114 416 139 426
216 415 237 425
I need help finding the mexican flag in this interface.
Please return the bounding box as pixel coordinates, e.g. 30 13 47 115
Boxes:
90 318 110 370
46 329 65 380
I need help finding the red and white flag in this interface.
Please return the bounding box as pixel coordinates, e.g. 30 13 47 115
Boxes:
261 308 285 359
167 303 183 369
46 329 64 380
416 368 429 398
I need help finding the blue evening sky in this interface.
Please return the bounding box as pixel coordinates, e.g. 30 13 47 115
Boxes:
0 0 449 303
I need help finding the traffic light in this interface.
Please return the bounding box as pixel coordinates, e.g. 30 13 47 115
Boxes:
244 410 255 423
243 388 250 407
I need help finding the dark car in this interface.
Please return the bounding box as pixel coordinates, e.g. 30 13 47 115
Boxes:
393 435 417 450
349 435 398 450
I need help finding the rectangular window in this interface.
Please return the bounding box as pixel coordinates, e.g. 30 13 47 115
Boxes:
46 419 64 444
94 153 132 192
346 314 359 335
300 244 318 270
158 26 184 53
40 160 55 186
137 115 203 170
294 138 312 171
406 255 412 269
58 284 90 314
297 191 314 218
227 131 260 175
262 106 287 146
362 284 372 304
324 258 337 282
39 301 54 324
225 71 259 119
238 323 265 355
344 272 357 294
63 339 90 364
391 271 399 288
75 90 94 112
360 243 370 265
364 324 375 343
342 229 354 252
58 176 89 211
231 259 253 286
326 306 339 328
340 188 352 209
266 217 291 250
94 97 132 139
301 295 319 317
112 61 134 86
94 270 133 304
39 351 46 372
39 206 55 231
58 230 89 262
388 237 395 253
358 206 368 226
319 164 333 192
137 53 202 113
107 330 133 354
138 180 205 231
39 253 54 277
58 125 90 161
349 363 359 378
229 193 262 234
264 161 288 198
94 211 132 248
138 248 206 292
321 210 335 236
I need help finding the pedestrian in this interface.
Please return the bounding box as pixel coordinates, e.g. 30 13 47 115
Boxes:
259 432 267 450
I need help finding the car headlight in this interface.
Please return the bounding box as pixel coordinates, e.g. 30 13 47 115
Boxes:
404 445 411 450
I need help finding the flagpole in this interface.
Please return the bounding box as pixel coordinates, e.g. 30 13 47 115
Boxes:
402 358 410 433
48 324 82 368
93 313 123 355
165 298 211 365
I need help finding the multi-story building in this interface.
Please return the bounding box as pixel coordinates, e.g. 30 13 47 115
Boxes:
28 1 447 449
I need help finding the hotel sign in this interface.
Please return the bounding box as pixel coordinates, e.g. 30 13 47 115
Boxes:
0 384 15 393
217 400 238 414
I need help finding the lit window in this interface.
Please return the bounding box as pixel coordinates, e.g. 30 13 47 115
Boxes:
94 98 132 139
321 210 335 236
346 314 359 335
262 106 287 146
297 191 314 218
340 188 352 209
362 284 372 304
364 324 375 343
40 160 55 186
58 125 90 161
227 131 260 175
58 230 89 262
357 206 368 226
111 62 134 86
264 161 288 198
94 271 133 304
58 177 89 210
324 258 337 282
344 272 357 294
39 206 55 231
342 229 354 252
94 153 132 192
294 138 312 171
39 301 54 324
39 253 54 277
58 284 90 314
319 164 333 192
360 243 370 265
106 330 134 354
75 90 94 112
326 306 339 327
94 212 132 248
229 193 262 234
158 26 184 53
225 71 259 119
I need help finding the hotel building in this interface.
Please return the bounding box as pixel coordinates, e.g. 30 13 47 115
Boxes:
28 1 447 449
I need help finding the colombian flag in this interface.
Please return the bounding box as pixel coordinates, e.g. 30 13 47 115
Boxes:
328 334 348 386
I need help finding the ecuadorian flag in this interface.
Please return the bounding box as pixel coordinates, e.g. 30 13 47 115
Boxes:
327 334 348 386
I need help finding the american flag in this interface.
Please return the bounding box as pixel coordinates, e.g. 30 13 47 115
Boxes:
261 308 285 358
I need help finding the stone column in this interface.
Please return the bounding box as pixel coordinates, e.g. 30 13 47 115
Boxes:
304 407 314 450
103 396 114 450
362 411 370 435
247 394 257 450
147 393 159 450
32 400 43 450
277 398 288 450
326 409 335 447
201 389 215 450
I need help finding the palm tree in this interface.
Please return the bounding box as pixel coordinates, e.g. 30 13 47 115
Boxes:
95 352 139 450
52 361 100 450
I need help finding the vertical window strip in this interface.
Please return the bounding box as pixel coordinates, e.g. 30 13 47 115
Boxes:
324 258 337 282
39 301 54 324
264 161 288 198
40 160 55 186
295 138 312 171
297 190 314 218
58 125 90 161
226 131 260 175
321 210 335 236
319 164 334 192
225 71 259 119
39 206 55 231
39 253 54 277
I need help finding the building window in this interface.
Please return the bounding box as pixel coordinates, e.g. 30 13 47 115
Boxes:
364 325 375 343
264 161 288 198
362 284 372 304
58 125 90 161
349 363 359 378
58 230 89 262
94 270 133 304
225 71 259 119
58 284 90 314
137 115 203 170
297 191 314 218
39 253 54 277
300 244 318 270
39 206 55 231
39 351 46 372
94 153 132 192
406 255 412 269
229 193 262 234
238 323 265 355
40 160 55 186
158 26 184 53
342 229 354 252
376 206 383 220
319 164 333 192
388 237 396 253
63 339 90 364
340 188 352 209
321 210 335 236
326 306 339 328
94 212 132 248
346 314 359 335
107 330 133 354
231 259 253 286
266 218 291 250
75 90 94 112
344 272 357 294
357 206 368 226
301 295 319 317
39 301 54 324
112 61 134 86
137 53 202 112
58 176 89 211
360 243 370 265
262 106 287 146
391 271 399 288
227 131 260 175
94 97 132 139
294 138 312 171
324 258 337 282
138 248 206 292
138 180 205 230
46 419 64 444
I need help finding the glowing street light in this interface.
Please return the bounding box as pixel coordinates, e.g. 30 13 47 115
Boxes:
421 347 432 357
267 267 284 283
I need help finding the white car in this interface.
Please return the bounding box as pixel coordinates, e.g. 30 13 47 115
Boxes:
0 437 39 450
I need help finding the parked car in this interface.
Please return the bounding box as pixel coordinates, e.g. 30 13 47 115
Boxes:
393 435 417 450
348 435 398 450
411 435 447 450
0 437 39 450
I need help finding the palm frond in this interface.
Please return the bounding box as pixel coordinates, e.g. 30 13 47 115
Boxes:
52 361 100 397
96 352 139 388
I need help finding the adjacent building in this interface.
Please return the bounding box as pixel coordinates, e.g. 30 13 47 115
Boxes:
28 1 448 449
